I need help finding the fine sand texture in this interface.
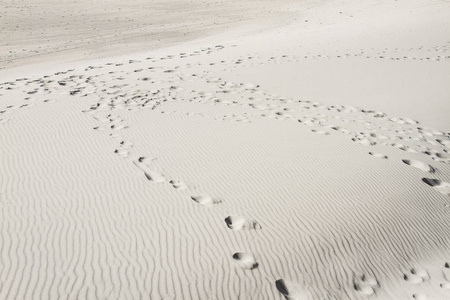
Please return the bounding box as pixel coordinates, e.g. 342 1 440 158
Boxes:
0 0 293 70
1 0 450 299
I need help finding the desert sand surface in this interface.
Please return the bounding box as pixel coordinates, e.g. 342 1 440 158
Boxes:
0 0 293 69
1 0 450 299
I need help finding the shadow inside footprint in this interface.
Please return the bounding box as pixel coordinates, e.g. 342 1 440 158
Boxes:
443 262 450 281
422 178 450 197
276 279 291 297
191 195 221 206
232 252 258 269
402 159 435 173
369 152 388 159
275 279 308 300
169 180 187 190
225 215 261 230
133 158 165 183
423 178 439 186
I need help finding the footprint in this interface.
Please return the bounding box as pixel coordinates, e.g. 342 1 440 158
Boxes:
120 141 133 148
369 152 388 159
440 282 450 289
352 137 377 146
169 180 187 190
311 129 330 135
404 267 429 284
391 143 418 153
114 149 128 157
361 275 378 287
224 215 261 230
232 252 258 269
436 152 450 160
443 263 450 281
275 279 310 300
437 139 450 148
402 159 435 173
190 195 222 207
422 178 450 197
413 294 427 300
354 274 379 296
111 124 126 131
133 159 166 183
354 284 375 296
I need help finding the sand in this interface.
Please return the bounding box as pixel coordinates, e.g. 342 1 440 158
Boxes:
0 0 292 70
1 0 450 299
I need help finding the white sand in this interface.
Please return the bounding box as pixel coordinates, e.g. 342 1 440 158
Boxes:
1 0 450 299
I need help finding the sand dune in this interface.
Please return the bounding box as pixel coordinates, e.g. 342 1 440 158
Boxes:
1 0 450 299
0 0 293 70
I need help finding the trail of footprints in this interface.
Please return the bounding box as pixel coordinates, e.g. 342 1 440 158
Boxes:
354 274 380 296
401 264 450 299
404 267 430 284
73 60 264 292
1 43 450 298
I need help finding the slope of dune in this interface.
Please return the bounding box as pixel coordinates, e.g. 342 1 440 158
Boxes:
0 0 294 69
1 0 450 299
